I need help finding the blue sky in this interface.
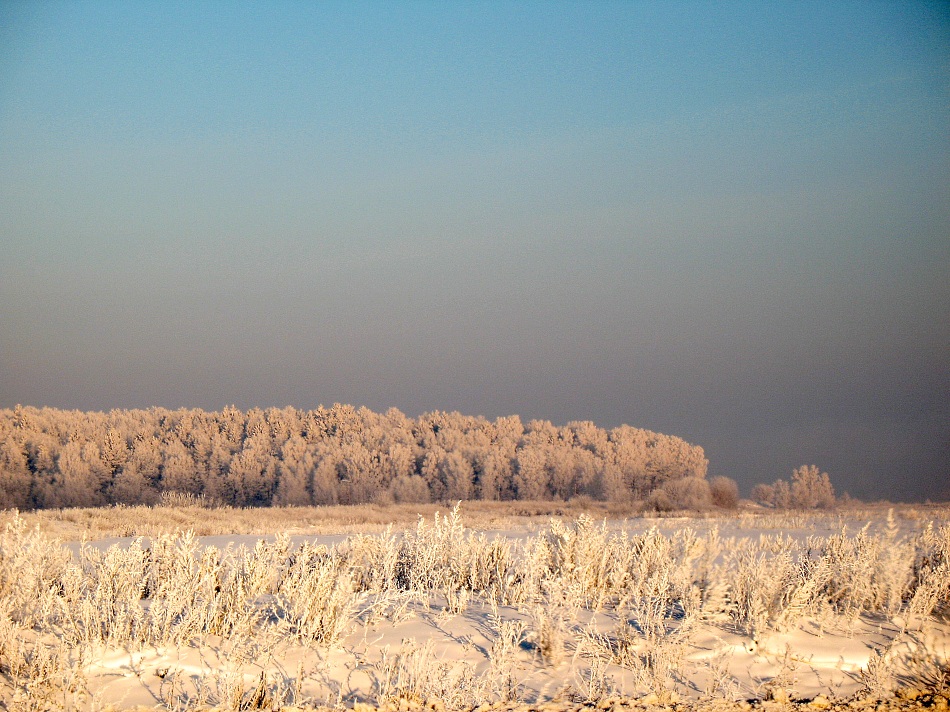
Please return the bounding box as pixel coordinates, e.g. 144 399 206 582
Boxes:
1 1 948 500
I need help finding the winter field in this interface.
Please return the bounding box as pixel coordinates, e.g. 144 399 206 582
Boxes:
1 502 948 711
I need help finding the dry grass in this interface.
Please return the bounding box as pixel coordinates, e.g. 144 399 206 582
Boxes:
5 498 946 541
0 498 652 541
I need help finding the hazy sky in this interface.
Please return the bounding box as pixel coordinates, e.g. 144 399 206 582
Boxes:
1 2 948 501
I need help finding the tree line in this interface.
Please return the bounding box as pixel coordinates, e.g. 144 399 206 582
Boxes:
0 405 718 510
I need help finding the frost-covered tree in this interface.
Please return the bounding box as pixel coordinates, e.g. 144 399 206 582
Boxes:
100 427 129 478
772 479 792 508
336 442 382 505
274 436 314 506
109 461 159 506
0 405 713 509
791 464 835 509
709 475 740 509
751 466 835 510
390 474 431 503
442 451 475 501
52 441 108 508
161 439 200 497
0 437 32 509
513 447 548 500
227 436 277 506
311 455 340 505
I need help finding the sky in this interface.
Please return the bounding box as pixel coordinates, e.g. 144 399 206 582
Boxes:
1 1 948 501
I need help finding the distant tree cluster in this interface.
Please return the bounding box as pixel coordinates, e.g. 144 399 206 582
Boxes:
751 464 836 509
645 473 742 512
0 405 712 510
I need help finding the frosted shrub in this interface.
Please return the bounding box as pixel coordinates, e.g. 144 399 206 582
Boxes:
275 544 357 646
343 529 402 592
372 638 483 709
818 526 913 618
650 476 712 512
394 505 488 593
340 504 517 617
907 525 950 622
525 578 576 666
0 615 73 712
772 552 834 631
729 548 794 635
61 538 150 646
907 523 950 625
627 528 675 601
486 618 525 701
463 535 514 597
861 645 895 698
146 533 220 644
624 527 707 607
542 514 632 610
627 593 696 695
0 514 71 628
527 600 567 666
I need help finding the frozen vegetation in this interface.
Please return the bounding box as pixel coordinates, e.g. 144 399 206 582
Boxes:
0 406 711 510
0 504 947 710
1 406 943 709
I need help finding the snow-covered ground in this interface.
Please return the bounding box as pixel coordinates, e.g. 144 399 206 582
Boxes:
78 597 949 709
2 507 948 710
